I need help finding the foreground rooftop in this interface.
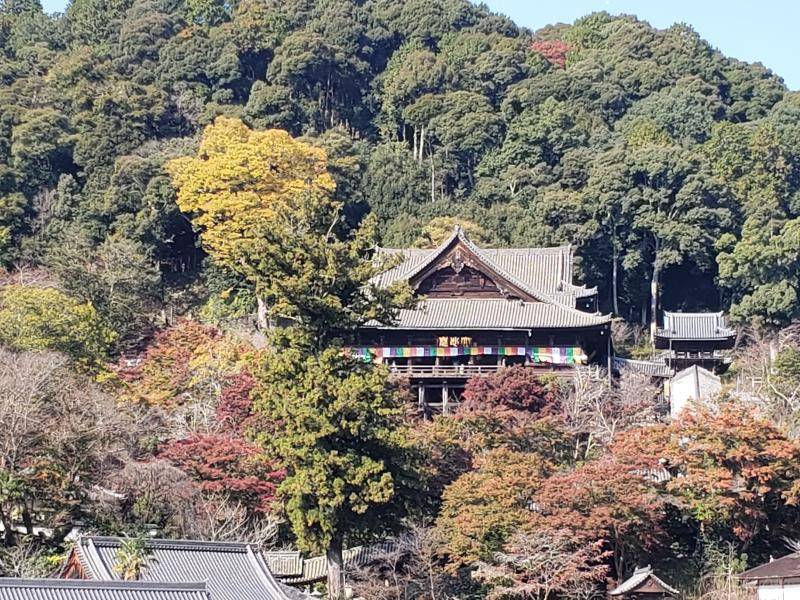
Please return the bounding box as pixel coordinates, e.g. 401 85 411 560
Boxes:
0 579 209 600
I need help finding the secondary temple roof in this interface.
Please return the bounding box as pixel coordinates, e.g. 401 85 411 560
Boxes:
739 551 800 581
609 566 680 597
656 311 736 341
63 537 308 600
0 580 209 600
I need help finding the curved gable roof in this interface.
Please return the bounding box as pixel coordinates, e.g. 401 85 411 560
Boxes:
373 226 598 307
609 566 679 597
69 537 308 600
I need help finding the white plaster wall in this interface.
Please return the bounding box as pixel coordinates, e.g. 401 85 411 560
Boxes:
758 583 800 600
669 370 721 419
670 376 695 419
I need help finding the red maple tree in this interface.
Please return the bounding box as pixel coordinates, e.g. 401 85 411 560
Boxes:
159 434 285 513
530 39 570 68
612 403 800 547
461 366 560 417
532 458 666 579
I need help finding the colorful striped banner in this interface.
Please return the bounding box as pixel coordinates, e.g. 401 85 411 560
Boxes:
349 346 588 365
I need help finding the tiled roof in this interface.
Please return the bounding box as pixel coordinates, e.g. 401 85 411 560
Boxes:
71 537 309 600
614 357 674 378
366 298 610 330
373 227 597 306
609 566 679 596
265 541 396 585
740 552 800 581
672 364 720 386
657 311 736 340
0 579 208 600
370 227 608 331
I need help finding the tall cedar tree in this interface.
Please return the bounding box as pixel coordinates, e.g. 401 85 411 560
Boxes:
171 118 415 598
252 344 421 598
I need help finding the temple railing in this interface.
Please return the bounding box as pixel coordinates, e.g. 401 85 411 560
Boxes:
387 363 599 379
655 350 731 362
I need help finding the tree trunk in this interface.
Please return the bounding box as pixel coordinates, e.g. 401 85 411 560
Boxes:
640 293 647 326
613 536 625 582
326 536 345 600
0 507 14 546
430 153 435 203
412 125 418 159
419 124 425 161
21 504 33 536
649 260 660 343
256 297 268 331
612 244 620 316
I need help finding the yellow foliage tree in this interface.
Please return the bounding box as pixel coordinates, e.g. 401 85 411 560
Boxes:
412 216 491 248
167 117 337 324
0 285 115 369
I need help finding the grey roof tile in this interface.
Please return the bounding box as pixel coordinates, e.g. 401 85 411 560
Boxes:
373 227 597 306
266 541 397 585
72 537 309 600
613 357 674 378
0 579 208 600
657 311 736 341
740 552 800 580
609 566 679 596
370 227 609 331
366 298 609 330
671 364 720 385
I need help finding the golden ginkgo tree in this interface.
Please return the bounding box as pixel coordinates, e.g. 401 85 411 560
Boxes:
167 116 337 328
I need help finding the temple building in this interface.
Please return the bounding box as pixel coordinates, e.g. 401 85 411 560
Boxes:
355 226 612 414
655 311 736 373
669 365 722 418
740 551 800 600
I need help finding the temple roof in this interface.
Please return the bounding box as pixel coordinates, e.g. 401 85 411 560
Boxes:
264 541 396 585
614 357 674 378
371 227 609 331
66 537 308 600
367 298 609 330
374 226 597 306
0 579 209 600
609 566 680 597
740 552 800 581
672 364 720 386
656 312 735 341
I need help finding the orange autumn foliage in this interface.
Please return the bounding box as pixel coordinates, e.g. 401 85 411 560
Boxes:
612 402 800 543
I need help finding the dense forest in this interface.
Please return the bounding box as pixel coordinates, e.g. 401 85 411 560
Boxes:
1 0 799 341
2 1 800 599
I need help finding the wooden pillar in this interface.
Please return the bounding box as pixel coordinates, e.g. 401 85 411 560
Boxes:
417 385 425 411
442 385 449 415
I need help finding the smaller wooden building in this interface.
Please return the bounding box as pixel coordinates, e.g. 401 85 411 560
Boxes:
740 551 800 600
655 312 735 373
609 566 679 600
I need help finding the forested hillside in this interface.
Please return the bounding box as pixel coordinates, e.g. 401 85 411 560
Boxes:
3 2 800 599
1 0 799 346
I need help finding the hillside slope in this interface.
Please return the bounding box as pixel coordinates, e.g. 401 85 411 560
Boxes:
1 0 798 343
